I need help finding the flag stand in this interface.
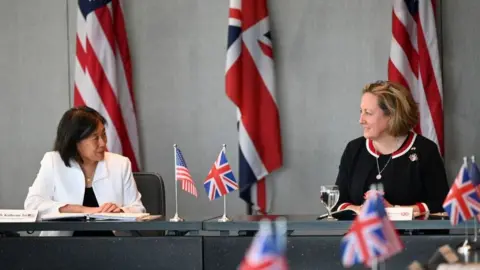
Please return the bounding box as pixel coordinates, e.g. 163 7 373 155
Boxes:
474 219 478 243
169 182 184 222
371 258 378 270
217 144 231 222
458 158 472 260
472 156 479 247
218 194 231 222
170 144 184 222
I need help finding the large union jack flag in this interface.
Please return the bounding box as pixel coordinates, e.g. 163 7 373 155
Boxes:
204 147 239 200
341 193 403 267
443 162 480 226
225 0 283 213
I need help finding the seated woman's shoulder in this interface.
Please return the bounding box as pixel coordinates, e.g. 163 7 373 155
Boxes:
346 136 367 148
104 152 129 163
413 134 439 152
40 151 62 162
338 136 367 155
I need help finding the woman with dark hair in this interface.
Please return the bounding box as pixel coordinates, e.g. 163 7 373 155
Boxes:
24 106 145 237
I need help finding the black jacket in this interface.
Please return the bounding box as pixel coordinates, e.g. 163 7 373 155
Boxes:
334 132 449 213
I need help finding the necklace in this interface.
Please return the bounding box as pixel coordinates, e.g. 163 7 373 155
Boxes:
81 164 96 186
374 136 406 180
376 156 392 180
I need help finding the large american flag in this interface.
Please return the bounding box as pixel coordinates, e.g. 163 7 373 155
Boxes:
388 0 443 154
74 0 141 171
341 193 403 267
443 163 480 226
203 148 238 201
175 147 198 197
225 0 283 213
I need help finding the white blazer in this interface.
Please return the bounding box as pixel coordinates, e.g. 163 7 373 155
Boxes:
24 151 146 237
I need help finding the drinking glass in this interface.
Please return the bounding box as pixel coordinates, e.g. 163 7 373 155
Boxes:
320 185 340 220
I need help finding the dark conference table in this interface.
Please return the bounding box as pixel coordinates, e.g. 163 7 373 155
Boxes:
0 220 203 270
0 215 472 270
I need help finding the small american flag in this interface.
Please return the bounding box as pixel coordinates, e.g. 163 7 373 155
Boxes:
204 148 238 200
175 147 198 197
443 163 480 225
341 193 403 267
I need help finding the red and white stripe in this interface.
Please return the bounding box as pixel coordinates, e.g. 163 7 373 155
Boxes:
388 0 444 155
177 167 198 197
74 0 141 171
226 0 283 213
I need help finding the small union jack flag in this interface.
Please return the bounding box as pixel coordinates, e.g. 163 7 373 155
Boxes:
204 147 238 200
341 192 403 267
239 219 288 270
443 162 480 225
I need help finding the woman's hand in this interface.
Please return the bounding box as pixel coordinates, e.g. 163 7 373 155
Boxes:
363 191 393 208
382 199 393 208
346 205 362 214
59 204 99 214
98 202 123 213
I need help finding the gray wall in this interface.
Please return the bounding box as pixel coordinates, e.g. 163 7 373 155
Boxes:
0 0 478 220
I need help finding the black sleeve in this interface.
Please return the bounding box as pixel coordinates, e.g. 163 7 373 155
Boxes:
421 144 449 213
333 142 353 211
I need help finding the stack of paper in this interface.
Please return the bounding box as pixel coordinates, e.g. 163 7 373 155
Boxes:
88 213 150 221
41 213 86 221
41 212 150 221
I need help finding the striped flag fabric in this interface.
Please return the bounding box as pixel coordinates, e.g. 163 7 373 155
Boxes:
388 0 444 154
225 0 283 213
175 147 198 197
74 0 141 171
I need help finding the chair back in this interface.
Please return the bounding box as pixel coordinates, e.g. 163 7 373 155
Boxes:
133 172 166 217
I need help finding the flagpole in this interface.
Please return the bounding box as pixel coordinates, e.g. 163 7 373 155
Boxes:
472 156 478 243
170 144 184 222
218 144 231 222
463 157 470 243
371 257 378 270
458 157 472 258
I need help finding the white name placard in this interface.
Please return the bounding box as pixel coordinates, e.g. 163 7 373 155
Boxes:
385 207 413 221
0 209 38 222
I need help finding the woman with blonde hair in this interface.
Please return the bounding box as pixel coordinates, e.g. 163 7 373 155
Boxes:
334 80 448 216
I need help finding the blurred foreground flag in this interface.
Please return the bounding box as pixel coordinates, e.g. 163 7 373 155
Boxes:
341 190 403 267
238 218 288 270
